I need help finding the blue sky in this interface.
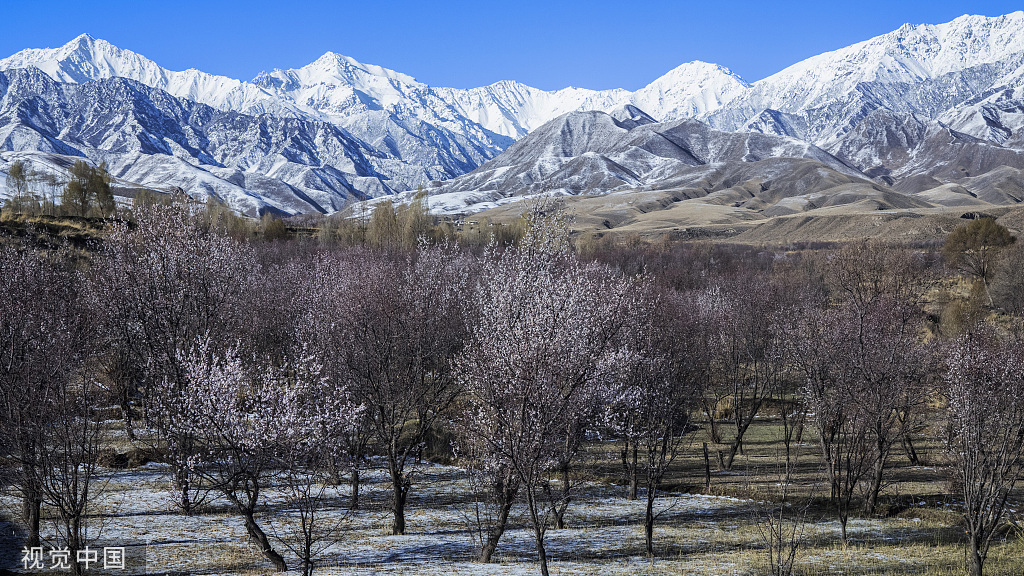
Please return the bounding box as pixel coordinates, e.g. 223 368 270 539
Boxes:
2 1 1022 90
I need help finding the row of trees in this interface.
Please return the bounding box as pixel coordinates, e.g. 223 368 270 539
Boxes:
1 203 1023 576
2 160 115 218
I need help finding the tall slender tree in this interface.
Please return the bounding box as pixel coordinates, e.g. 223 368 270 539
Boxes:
0 245 94 549
611 285 708 555
944 330 1024 576
332 244 472 535
457 217 634 575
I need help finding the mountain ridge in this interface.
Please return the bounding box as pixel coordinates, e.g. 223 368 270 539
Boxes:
3 13 1024 218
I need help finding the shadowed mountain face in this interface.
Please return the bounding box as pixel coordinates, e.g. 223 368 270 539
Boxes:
0 68 396 215
420 109 912 214
417 106 1024 222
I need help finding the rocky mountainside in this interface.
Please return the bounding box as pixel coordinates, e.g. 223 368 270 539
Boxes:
0 67 393 215
420 109 913 215
702 13 1024 183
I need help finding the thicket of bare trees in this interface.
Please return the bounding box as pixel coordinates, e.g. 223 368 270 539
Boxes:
3 203 1024 576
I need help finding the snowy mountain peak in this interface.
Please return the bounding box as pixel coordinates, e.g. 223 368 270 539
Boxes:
628 60 749 120
655 60 748 86
296 51 422 88
67 33 97 48
702 11 1024 143
0 33 159 84
762 11 1024 92
4 12 1024 216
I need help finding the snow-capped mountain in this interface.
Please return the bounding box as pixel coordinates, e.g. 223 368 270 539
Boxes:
419 109 887 214
0 35 749 179
0 35 509 192
434 61 749 140
3 12 1024 216
706 12 1024 147
0 67 394 215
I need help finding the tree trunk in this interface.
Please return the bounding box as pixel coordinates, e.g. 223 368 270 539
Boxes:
704 404 722 443
628 444 638 500
902 433 919 465
551 465 570 530
387 450 410 535
391 473 408 536
703 442 711 492
350 468 360 510
622 442 638 500
21 492 42 547
68 515 82 576
968 534 984 576
174 463 193 515
645 482 657 556
864 452 885 515
723 418 754 470
120 388 135 441
525 488 550 576
242 509 288 572
478 488 516 563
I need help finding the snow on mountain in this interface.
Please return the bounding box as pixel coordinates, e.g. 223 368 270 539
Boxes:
434 61 748 140
0 35 510 191
631 62 748 122
706 12 1024 145
0 67 395 216
254 52 513 187
0 34 294 116
0 33 752 202
420 109 872 214
939 61 1024 146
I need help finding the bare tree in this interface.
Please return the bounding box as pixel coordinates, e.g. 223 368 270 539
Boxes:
457 220 634 575
789 301 872 544
611 285 707 555
822 242 932 513
701 273 793 471
150 338 358 572
330 244 471 535
268 346 363 576
288 253 374 508
944 330 1024 576
789 292 928 540
95 203 255 514
754 449 815 576
147 343 289 570
37 372 104 576
0 245 93 549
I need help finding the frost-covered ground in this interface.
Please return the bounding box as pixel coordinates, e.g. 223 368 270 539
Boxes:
1 459 954 576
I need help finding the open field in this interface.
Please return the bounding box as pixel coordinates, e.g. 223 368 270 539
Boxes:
3 415 1022 576
468 194 1024 247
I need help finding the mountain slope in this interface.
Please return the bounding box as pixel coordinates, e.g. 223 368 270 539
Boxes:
0 35 511 191
0 67 395 215
421 109 882 214
706 12 1024 143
